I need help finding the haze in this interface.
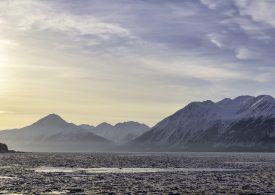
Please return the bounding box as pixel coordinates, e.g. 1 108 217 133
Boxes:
1 0 275 129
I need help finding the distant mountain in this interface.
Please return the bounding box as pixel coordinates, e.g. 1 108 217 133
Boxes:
0 114 113 152
130 95 275 152
80 121 150 144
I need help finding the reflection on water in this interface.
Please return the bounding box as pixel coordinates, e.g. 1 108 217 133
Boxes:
34 167 240 173
0 176 16 179
42 191 69 195
0 192 22 195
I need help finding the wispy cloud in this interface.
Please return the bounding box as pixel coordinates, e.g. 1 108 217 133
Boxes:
207 33 224 48
0 1 134 46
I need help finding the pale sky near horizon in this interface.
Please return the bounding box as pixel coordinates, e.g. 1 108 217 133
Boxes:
1 0 275 129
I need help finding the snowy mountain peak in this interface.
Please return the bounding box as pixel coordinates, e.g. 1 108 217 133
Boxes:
177 100 224 120
255 95 275 103
181 95 275 120
217 96 253 107
239 95 275 117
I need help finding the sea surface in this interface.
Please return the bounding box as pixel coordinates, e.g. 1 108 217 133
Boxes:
0 152 275 194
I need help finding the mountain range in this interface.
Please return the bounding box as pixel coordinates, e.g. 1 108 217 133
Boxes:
80 122 150 144
1 95 275 152
0 114 149 152
0 114 112 152
131 95 275 152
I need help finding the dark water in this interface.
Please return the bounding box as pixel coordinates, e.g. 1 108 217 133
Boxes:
0 152 275 194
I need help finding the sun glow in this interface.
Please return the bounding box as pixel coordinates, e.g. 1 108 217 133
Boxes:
0 48 12 93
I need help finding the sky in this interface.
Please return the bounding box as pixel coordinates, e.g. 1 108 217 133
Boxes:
0 0 275 129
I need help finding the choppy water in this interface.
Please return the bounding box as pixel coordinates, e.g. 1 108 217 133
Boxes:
0 152 275 194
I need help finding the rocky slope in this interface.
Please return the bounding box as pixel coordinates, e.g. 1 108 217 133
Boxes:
131 95 275 151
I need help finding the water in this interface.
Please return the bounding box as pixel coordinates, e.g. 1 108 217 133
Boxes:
0 152 274 194
34 166 240 173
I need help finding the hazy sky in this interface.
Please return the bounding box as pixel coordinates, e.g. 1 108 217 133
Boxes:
1 0 275 129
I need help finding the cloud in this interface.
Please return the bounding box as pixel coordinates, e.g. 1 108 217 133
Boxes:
234 0 275 28
200 0 221 9
0 1 133 43
235 47 258 60
38 15 131 40
200 0 234 10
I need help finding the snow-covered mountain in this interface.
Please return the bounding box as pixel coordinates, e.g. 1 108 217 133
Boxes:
80 121 150 144
131 95 275 152
0 114 112 152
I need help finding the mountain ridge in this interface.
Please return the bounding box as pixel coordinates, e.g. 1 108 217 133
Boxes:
130 95 275 152
80 121 150 144
0 114 112 152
